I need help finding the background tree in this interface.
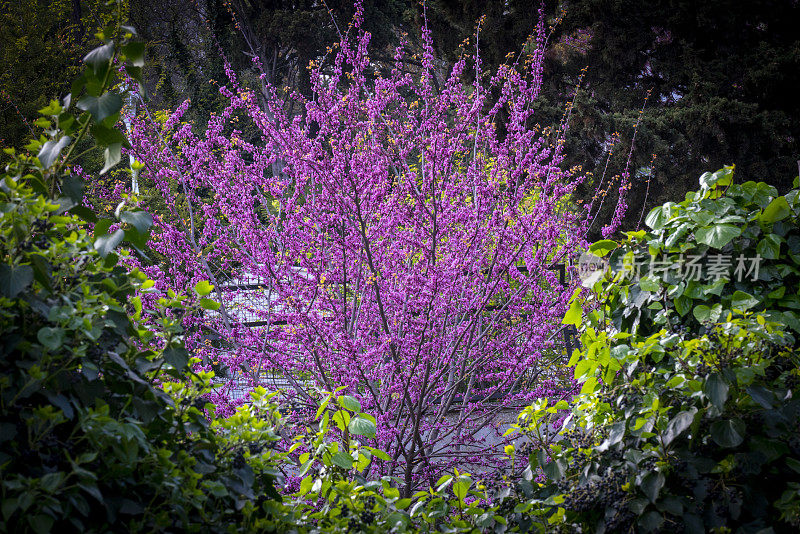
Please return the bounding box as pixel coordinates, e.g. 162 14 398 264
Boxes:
423 0 800 237
0 0 110 149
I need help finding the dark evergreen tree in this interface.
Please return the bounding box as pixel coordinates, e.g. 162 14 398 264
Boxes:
423 0 800 236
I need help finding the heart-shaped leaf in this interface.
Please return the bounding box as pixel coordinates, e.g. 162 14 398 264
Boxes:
0 264 33 298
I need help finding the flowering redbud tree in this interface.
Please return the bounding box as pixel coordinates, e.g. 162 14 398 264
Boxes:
126 7 587 490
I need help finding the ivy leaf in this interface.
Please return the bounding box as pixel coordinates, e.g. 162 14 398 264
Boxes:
331 451 354 470
348 416 376 438
542 459 566 481
199 298 220 310
120 210 153 233
37 327 64 350
100 143 122 175
77 92 122 123
562 298 582 327
0 264 33 298
640 471 665 503
163 346 189 369
760 197 791 224
731 290 759 311
695 224 741 249
38 100 62 116
37 136 72 169
83 43 114 70
704 374 729 410
338 395 361 412
710 418 745 448
596 421 626 451
663 407 697 446
756 234 781 260
94 229 124 257
588 240 617 257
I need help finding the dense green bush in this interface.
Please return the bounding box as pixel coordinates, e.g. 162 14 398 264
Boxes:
506 169 800 532
592 165 800 338
0 15 291 532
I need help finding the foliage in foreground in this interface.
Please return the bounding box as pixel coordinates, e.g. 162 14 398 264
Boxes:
0 16 290 532
510 170 800 532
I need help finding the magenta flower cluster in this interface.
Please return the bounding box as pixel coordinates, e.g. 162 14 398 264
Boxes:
125 5 589 484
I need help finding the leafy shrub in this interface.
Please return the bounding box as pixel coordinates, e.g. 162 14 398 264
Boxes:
509 168 800 532
0 13 289 533
592 165 800 338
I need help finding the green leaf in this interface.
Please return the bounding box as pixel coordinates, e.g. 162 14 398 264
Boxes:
331 451 354 470
645 205 669 230
28 514 54 534
542 459 566 480
699 166 734 191
122 42 145 67
332 410 351 431
364 446 390 461
77 92 122 123
710 418 745 448
638 510 664 532
38 100 62 116
453 477 472 502
663 407 697 446
338 395 361 412
94 218 112 237
100 143 122 175
120 210 153 233
194 280 214 296
639 276 660 292
37 136 72 168
688 210 715 227
695 224 741 249
731 290 758 311
83 43 114 70
0 264 33 298
91 123 129 148
787 458 800 474
163 346 189 369
37 327 64 350
348 416 377 438
298 476 313 495
562 297 582 327
746 386 775 409
704 374 729 409
674 295 692 316
756 234 781 260
589 240 618 257
597 421 625 451
692 304 711 322
62 174 84 203
693 303 722 323
94 229 124 257
760 196 791 224
640 471 665 503
199 298 220 310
